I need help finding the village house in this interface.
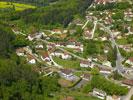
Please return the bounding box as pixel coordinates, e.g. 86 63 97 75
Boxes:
85 15 93 21
27 54 36 64
33 67 45 74
51 50 72 60
125 57 133 66
104 17 113 25
87 57 93 62
119 44 133 52
93 88 107 100
33 67 52 75
94 0 116 5
99 36 107 41
16 48 25 56
23 46 32 54
104 49 109 54
51 29 62 34
80 60 93 68
66 40 83 52
69 29 76 34
55 42 66 47
112 30 121 38
84 30 92 39
62 52 72 60
41 52 51 62
129 27 133 34
124 9 133 21
102 61 112 68
122 79 133 88
35 43 44 49
116 35 122 39
125 26 133 35
73 48 83 53
99 68 112 75
28 32 44 41
50 50 63 57
63 30 68 34
81 73 91 81
47 43 55 49
59 69 77 81
12 28 22 35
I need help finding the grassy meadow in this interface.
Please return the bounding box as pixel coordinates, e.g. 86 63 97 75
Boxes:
0 1 35 11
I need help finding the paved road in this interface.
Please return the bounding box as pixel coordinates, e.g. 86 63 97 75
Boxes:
81 3 94 30
82 20 89 29
95 19 131 76
91 20 97 39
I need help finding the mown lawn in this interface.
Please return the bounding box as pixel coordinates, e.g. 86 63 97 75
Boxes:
116 38 128 45
0 1 35 11
53 57 80 69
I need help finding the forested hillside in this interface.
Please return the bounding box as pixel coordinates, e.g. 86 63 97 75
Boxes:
0 0 93 29
18 0 93 28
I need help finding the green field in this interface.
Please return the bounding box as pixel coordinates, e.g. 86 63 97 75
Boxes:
53 57 80 69
0 1 35 11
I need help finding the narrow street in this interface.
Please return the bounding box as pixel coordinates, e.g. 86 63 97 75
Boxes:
82 20 89 29
91 20 97 39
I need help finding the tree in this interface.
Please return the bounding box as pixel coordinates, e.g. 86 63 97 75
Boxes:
91 67 99 75
82 83 92 93
0 24 15 58
12 35 30 48
91 75 128 95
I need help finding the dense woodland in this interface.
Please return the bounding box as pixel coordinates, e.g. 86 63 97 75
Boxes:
22 0 93 27
0 0 93 29
0 23 61 100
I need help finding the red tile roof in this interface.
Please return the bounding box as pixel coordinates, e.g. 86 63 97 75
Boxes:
80 60 90 65
42 52 49 58
16 48 25 53
122 79 133 86
82 73 91 79
129 57 133 62
60 69 73 75
27 54 35 60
